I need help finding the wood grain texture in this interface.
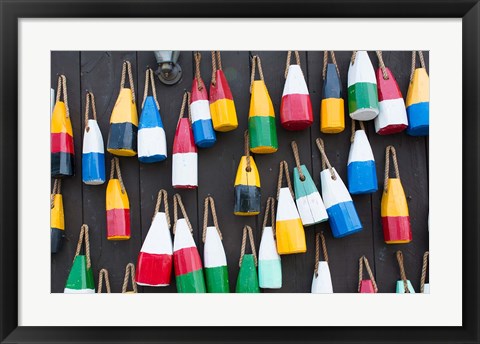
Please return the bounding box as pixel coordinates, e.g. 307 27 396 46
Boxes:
52 51 429 293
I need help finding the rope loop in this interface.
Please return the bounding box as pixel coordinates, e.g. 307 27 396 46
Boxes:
350 119 366 143
97 268 111 293
56 74 70 118
384 145 400 192
74 224 91 270
262 196 276 233
284 51 301 78
244 130 251 172
51 179 62 209
410 51 426 82
211 51 223 86
314 232 329 277
420 251 429 293
142 68 160 110
120 60 136 103
322 51 340 80
173 194 193 234
375 51 389 80
194 52 204 91
290 141 305 181
202 196 222 243
153 189 170 228
358 255 378 292
250 55 265 93
350 51 357 65
396 250 410 293
276 160 294 201
122 263 137 293
178 91 192 125
110 157 126 194
315 138 337 180
239 225 257 267
84 91 97 132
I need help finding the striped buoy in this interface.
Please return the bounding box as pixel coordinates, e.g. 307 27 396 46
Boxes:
234 131 261 216
51 179 64 253
51 75 75 178
248 55 278 154
64 224 95 293
395 251 415 293
316 138 362 238
358 256 378 293
406 51 429 136
420 251 430 294
291 141 328 226
107 60 138 157
280 51 313 131
275 161 306 255
97 269 111 293
106 157 130 240
347 120 378 195
138 68 167 163
172 92 198 189
136 189 173 287
321 51 345 133
122 263 138 294
236 225 260 293
173 194 206 293
209 51 238 132
203 196 229 293
382 146 412 244
311 232 333 293
191 52 216 148
374 51 408 135
82 91 105 185
258 197 282 289
348 51 379 121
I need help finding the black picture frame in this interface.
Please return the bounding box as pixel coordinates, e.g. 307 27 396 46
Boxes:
1 1 478 343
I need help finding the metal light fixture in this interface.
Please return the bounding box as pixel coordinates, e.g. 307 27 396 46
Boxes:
153 51 182 85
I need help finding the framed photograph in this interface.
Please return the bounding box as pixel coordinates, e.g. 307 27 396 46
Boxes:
1 0 479 343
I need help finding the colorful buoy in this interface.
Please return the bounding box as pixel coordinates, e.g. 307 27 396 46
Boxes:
173 194 206 293
321 51 345 134
82 91 105 185
258 197 282 289
122 263 138 293
374 51 408 135
382 146 412 244
97 269 111 293
106 157 130 240
191 52 216 148
395 251 415 293
107 60 138 157
236 225 260 293
136 189 173 287
209 51 238 132
138 68 167 163
347 121 378 195
406 51 429 136
280 51 313 131
311 232 333 293
64 224 95 293
234 131 261 216
275 161 306 255
420 251 430 294
291 141 328 226
348 51 379 121
316 138 362 238
172 92 198 189
358 255 378 293
51 179 64 254
203 196 229 293
248 55 278 154
51 75 75 178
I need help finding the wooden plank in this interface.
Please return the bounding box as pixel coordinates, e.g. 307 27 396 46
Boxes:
51 52 83 293
369 51 429 293
196 51 254 293
308 51 376 293
80 51 143 293
136 51 195 293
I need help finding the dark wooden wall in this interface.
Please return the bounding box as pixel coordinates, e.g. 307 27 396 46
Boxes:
51 51 429 293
